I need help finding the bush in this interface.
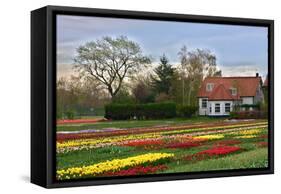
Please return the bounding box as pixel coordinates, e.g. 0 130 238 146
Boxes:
112 89 135 104
229 110 267 119
229 111 238 119
155 93 171 103
65 109 76 119
137 102 176 119
105 102 176 120
177 105 198 118
240 104 260 111
105 104 135 120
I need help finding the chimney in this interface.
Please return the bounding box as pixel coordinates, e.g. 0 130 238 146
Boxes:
256 73 259 77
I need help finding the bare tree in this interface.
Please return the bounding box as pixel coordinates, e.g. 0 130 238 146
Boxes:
178 46 221 105
74 36 151 98
132 76 155 103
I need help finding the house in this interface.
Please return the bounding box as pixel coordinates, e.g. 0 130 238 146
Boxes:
263 75 268 88
197 73 264 116
262 75 268 103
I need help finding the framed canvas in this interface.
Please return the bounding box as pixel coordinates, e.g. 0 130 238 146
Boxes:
31 5 274 188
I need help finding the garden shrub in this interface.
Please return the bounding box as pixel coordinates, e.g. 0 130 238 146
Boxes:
136 102 177 119
177 105 198 118
105 102 176 120
65 109 76 119
111 89 135 104
229 110 267 119
240 104 260 111
229 111 238 119
105 104 135 120
57 109 64 119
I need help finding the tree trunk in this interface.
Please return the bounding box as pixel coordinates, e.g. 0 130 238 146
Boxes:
107 86 114 98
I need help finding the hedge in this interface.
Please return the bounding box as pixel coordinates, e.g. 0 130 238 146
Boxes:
105 102 177 120
177 105 198 118
240 104 260 110
229 110 267 119
104 104 135 120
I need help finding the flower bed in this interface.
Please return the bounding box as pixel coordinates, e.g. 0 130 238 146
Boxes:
256 142 268 147
121 138 202 149
232 128 262 136
57 125 266 154
57 152 174 180
57 118 106 125
259 134 268 139
56 120 269 178
104 165 167 176
198 146 241 156
215 139 241 146
56 121 267 141
234 135 257 139
166 142 201 149
57 133 161 149
184 145 241 161
122 139 164 147
193 134 224 140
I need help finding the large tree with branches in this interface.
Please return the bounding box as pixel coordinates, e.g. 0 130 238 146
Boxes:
74 36 151 98
178 46 221 105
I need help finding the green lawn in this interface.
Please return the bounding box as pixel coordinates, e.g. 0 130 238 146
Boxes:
57 116 227 132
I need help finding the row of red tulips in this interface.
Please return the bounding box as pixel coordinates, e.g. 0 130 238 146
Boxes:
184 145 242 161
57 118 106 125
104 165 167 176
256 142 268 147
123 140 202 149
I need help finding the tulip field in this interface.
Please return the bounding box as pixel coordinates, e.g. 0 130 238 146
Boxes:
56 119 268 180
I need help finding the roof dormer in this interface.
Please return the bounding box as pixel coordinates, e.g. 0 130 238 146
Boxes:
229 87 237 96
206 83 214 92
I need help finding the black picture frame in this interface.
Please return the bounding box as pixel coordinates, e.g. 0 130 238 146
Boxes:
31 5 274 188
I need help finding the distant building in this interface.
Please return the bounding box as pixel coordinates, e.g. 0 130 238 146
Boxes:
262 75 269 105
197 73 264 116
263 75 268 88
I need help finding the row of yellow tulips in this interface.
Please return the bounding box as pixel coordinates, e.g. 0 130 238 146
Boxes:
57 152 174 180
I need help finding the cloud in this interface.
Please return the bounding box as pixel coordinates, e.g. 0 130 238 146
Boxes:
57 64 77 79
219 64 267 80
56 15 268 79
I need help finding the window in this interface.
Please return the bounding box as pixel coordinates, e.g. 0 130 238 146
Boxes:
209 106 212 113
202 99 207 108
225 103 231 113
206 83 214 92
230 88 237 96
215 103 220 113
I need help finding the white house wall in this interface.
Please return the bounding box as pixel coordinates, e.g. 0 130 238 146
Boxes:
199 98 234 116
241 97 254 105
208 101 233 116
198 98 208 116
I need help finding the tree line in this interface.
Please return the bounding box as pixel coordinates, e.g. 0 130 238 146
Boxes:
57 36 221 119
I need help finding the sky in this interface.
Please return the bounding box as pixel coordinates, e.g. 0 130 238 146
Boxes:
57 15 268 79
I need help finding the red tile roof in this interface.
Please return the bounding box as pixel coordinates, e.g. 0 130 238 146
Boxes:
208 84 237 100
197 76 262 100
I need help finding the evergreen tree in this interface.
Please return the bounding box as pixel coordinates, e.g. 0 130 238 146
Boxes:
151 54 175 95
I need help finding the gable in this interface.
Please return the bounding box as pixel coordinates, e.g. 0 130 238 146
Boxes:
198 76 261 100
